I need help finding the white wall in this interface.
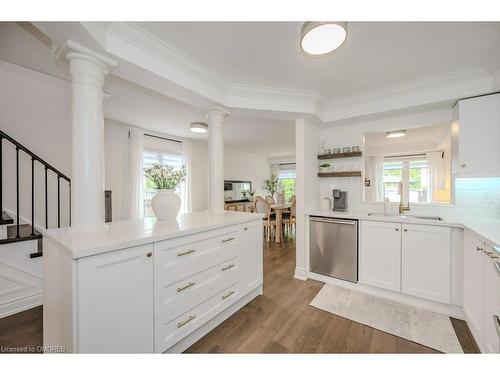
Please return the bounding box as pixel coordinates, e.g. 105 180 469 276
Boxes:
104 120 131 221
318 106 499 218
189 139 208 212
0 60 71 228
103 122 270 219
295 118 320 280
319 108 452 212
189 141 271 211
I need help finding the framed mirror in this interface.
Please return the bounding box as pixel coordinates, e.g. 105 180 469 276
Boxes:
224 180 252 202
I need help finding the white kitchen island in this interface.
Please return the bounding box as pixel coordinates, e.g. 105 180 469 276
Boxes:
42 211 264 353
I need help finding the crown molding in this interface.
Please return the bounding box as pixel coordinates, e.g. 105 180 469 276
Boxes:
327 66 490 110
228 83 321 115
323 66 493 123
36 22 498 125
52 40 117 72
106 22 229 95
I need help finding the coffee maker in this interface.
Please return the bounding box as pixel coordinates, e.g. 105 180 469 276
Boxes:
332 189 348 212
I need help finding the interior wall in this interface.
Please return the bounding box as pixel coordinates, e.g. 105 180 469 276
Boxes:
104 120 131 221
319 107 499 218
103 122 271 219
0 59 71 228
319 108 452 210
295 118 320 280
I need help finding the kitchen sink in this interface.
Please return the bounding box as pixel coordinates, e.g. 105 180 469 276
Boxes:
367 213 442 221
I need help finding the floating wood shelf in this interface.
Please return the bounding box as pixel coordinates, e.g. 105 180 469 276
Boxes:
318 171 362 178
318 151 362 160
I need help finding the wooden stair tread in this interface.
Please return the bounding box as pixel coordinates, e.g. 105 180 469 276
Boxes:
0 224 43 245
0 211 14 225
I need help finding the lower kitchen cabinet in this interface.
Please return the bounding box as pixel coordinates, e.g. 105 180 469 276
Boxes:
359 221 401 292
44 219 264 353
401 224 451 304
77 244 154 353
242 221 263 293
360 220 453 304
463 231 500 353
463 231 485 346
483 246 500 353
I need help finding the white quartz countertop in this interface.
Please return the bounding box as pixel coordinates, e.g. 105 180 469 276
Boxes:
44 211 264 259
306 209 500 248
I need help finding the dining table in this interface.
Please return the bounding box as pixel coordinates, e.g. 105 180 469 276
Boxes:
270 203 291 244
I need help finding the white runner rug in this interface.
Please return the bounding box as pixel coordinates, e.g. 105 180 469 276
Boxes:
310 283 463 353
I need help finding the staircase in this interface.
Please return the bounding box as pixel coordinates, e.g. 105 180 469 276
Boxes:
0 130 71 318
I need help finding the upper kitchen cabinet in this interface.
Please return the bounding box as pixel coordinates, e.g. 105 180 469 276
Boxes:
452 93 500 177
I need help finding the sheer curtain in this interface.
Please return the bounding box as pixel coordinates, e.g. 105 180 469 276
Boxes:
427 151 445 196
125 128 144 220
371 156 384 201
181 139 192 213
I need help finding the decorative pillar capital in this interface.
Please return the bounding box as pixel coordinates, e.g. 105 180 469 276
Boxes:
205 105 230 126
53 40 117 76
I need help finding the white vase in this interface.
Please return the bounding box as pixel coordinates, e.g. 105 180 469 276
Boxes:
151 189 181 220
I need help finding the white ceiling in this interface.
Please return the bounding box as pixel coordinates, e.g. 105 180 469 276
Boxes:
365 123 448 156
135 22 500 102
104 75 295 157
0 22 295 158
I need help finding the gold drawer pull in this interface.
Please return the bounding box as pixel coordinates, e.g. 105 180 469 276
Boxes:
222 264 235 271
177 315 196 328
177 282 196 293
177 249 196 257
222 290 235 300
222 237 235 243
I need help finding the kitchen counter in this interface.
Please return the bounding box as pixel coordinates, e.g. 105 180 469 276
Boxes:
306 209 500 247
44 210 264 259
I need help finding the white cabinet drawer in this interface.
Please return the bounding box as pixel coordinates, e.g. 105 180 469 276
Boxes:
154 275 241 353
155 252 241 317
154 227 241 284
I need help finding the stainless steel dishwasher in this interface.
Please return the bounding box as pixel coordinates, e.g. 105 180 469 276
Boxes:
309 216 358 282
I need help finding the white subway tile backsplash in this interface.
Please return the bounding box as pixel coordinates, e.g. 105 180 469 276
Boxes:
318 176 500 219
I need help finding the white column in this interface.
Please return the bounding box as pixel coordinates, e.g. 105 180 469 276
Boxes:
207 107 229 214
66 50 115 229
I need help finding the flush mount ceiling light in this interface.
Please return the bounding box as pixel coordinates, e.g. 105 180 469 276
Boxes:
189 122 208 134
386 130 407 138
300 21 348 56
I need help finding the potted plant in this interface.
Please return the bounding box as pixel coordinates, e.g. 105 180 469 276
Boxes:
263 174 282 200
319 163 331 173
248 190 255 201
144 163 186 220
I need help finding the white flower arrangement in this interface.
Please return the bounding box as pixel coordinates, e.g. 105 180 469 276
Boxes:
144 163 187 190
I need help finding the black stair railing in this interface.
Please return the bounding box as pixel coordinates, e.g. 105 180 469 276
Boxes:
0 130 71 236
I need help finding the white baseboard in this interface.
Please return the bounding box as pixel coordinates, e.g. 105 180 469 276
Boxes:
293 267 308 281
308 271 465 320
164 285 263 353
0 293 42 319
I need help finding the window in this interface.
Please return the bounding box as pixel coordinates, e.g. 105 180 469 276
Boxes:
277 163 296 202
143 149 183 217
382 156 431 204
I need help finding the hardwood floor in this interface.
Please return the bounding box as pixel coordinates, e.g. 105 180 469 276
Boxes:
0 305 43 353
0 235 479 354
185 236 480 353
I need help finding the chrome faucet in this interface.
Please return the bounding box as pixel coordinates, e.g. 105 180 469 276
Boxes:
398 181 410 214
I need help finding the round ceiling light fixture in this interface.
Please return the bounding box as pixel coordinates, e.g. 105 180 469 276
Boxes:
189 122 208 134
386 130 407 138
300 21 348 56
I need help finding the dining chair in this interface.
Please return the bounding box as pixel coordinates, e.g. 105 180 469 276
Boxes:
266 195 275 204
283 201 296 236
289 195 296 204
255 198 277 242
